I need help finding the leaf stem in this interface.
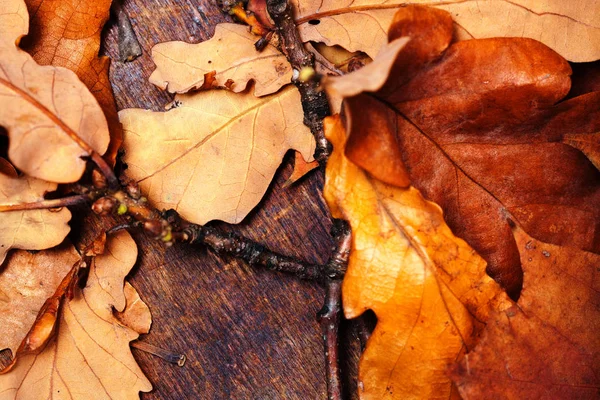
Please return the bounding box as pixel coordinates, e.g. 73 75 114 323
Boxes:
0 194 91 212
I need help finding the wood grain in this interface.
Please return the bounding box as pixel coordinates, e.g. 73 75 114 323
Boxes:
98 0 360 398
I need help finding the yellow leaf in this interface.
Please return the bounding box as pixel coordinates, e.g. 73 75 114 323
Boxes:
0 231 152 399
293 0 600 62
0 243 79 354
0 0 109 183
150 23 292 97
0 173 71 265
324 115 510 399
119 86 315 225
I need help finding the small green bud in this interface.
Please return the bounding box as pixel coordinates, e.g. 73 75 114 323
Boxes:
117 203 128 215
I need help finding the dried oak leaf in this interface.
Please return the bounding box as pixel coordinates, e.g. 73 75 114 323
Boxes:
452 225 600 399
0 231 152 399
150 23 292 97
20 0 123 165
0 172 71 265
332 5 600 298
119 86 315 225
114 282 151 335
0 243 79 354
0 0 109 183
324 115 510 399
293 0 600 61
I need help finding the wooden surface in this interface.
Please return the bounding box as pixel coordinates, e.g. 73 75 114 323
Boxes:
94 0 361 398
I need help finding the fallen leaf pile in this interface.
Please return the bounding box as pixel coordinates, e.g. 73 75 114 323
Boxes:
0 0 599 398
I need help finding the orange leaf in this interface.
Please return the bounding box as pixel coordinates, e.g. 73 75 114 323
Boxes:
452 225 600 398
324 114 509 399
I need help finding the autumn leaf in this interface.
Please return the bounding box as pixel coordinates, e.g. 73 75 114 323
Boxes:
115 282 152 335
119 86 315 225
331 4 600 298
150 23 292 97
0 231 152 399
0 172 71 265
293 0 600 62
0 243 79 354
0 0 110 183
324 114 510 399
282 151 319 188
20 0 123 165
451 225 600 399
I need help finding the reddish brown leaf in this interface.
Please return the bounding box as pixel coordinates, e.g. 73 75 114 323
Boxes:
335 5 600 298
452 225 600 399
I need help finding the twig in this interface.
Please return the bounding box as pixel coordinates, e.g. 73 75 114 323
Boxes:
318 279 343 400
113 0 142 62
266 0 331 165
131 341 186 366
0 194 91 212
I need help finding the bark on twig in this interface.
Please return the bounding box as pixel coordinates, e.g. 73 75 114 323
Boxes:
266 0 331 165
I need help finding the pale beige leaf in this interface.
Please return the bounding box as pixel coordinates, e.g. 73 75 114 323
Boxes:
0 0 109 183
150 23 292 97
0 0 27 45
0 173 71 265
119 86 315 225
115 282 152 335
325 37 408 97
0 243 79 354
294 0 600 62
0 231 152 399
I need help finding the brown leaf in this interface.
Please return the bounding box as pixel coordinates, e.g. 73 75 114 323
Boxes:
119 86 315 225
338 5 600 298
0 173 71 265
0 0 110 183
21 0 123 165
293 0 600 62
115 282 152 335
150 23 291 97
0 243 79 354
324 114 509 399
452 225 600 399
282 151 319 188
0 231 152 398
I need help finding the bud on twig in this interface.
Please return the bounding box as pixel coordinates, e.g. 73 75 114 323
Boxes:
92 196 118 215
